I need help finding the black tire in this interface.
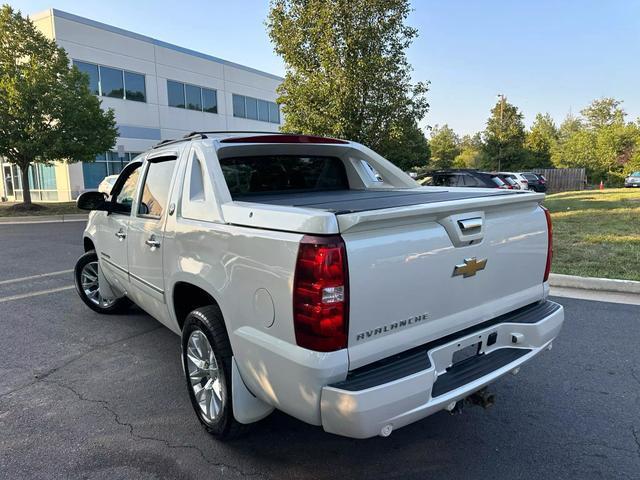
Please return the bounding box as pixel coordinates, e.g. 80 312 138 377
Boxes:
181 305 251 440
74 250 131 314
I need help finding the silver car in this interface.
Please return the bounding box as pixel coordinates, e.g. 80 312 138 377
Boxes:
624 171 640 187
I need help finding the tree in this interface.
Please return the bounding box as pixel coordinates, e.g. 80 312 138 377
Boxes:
377 120 430 171
0 5 117 207
453 133 486 168
552 101 640 182
581 97 625 130
557 113 583 141
482 97 526 171
428 124 459 170
267 0 429 168
525 113 558 167
552 128 596 171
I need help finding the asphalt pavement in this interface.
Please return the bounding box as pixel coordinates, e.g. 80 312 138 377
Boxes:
0 222 639 479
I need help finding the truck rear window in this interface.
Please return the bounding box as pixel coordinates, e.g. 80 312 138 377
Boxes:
220 155 349 196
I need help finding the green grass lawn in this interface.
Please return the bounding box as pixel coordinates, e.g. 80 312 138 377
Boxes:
544 188 640 281
0 201 83 217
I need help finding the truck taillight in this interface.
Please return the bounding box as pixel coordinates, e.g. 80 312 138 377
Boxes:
542 206 553 282
293 235 348 352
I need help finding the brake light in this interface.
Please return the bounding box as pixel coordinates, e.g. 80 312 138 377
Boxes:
541 206 553 282
293 235 348 351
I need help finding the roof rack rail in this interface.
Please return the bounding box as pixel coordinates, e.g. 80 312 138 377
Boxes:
152 131 295 149
152 132 208 149
183 132 209 139
190 130 289 136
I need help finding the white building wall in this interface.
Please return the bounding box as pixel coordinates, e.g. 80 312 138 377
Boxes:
21 8 283 199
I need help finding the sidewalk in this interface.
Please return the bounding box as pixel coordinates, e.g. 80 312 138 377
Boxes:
0 213 89 224
549 273 640 305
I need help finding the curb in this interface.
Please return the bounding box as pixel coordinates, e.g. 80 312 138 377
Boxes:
0 214 88 225
549 273 640 295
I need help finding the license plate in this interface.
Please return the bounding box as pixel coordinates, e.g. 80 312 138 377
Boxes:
451 342 481 365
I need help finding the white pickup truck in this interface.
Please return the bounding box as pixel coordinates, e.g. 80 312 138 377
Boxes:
74 132 564 440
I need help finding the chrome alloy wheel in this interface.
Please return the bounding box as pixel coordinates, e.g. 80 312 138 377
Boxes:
186 330 225 423
80 261 115 308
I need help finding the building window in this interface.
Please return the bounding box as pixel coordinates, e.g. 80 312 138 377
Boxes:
202 88 217 113
99 66 124 99
72 60 146 102
82 151 142 189
257 99 269 122
124 71 146 102
232 94 246 118
5 163 58 201
166 80 217 114
167 80 185 108
244 97 257 120
232 94 280 124
74 61 99 95
185 84 202 111
269 102 280 124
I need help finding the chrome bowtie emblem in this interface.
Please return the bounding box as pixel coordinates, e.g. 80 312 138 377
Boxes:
452 257 487 278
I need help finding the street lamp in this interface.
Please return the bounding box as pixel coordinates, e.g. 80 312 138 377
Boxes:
497 94 506 172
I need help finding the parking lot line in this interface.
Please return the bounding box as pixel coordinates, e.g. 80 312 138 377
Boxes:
0 269 73 286
0 285 75 303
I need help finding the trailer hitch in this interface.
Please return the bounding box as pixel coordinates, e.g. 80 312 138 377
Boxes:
466 387 496 409
446 388 496 415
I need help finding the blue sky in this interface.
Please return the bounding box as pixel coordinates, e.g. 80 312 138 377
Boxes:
11 0 640 135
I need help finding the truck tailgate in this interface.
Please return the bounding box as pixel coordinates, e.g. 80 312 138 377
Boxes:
340 194 548 369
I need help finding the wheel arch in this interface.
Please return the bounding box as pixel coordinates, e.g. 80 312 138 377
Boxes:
171 279 225 333
83 236 95 252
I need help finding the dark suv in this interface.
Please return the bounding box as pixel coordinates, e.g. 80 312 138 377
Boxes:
522 172 547 192
425 170 508 189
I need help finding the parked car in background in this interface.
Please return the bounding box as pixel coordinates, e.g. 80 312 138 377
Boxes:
521 172 547 192
624 171 640 187
98 175 118 195
426 170 509 189
494 173 521 190
498 172 529 190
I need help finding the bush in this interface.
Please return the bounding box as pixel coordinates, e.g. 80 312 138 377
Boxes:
605 171 626 187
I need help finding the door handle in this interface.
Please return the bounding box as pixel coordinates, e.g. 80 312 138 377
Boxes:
115 230 126 240
145 236 161 250
457 217 483 232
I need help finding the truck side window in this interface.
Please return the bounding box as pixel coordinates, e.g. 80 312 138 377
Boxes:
110 163 142 214
138 159 177 219
361 160 383 182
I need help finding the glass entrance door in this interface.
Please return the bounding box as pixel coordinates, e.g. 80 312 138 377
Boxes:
3 165 13 197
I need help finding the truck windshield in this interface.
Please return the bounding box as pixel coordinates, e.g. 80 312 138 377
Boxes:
220 155 349 196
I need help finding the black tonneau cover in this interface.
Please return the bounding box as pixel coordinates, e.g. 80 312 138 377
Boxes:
233 189 519 214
